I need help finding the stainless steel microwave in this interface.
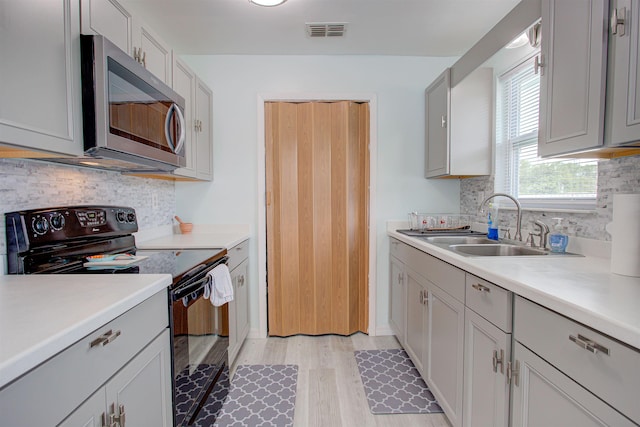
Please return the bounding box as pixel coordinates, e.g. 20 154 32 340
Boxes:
77 34 186 172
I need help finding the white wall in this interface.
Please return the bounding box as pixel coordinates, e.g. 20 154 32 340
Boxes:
175 55 461 335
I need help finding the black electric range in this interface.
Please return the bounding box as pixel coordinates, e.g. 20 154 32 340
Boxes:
5 206 230 426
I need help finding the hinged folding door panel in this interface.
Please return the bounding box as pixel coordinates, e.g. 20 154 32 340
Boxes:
266 101 369 337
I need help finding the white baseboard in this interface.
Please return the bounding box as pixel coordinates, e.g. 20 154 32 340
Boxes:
372 325 394 336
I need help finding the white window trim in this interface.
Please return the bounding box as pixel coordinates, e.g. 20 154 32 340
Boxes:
494 54 597 211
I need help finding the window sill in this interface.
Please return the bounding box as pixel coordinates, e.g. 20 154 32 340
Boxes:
497 206 597 215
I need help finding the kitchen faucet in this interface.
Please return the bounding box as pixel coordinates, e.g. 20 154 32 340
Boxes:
479 193 523 241
532 220 550 249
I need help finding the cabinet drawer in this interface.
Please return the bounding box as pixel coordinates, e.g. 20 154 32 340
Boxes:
390 237 408 260
514 296 640 424
406 245 465 302
465 274 512 332
228 239 249 271
0 290 168 426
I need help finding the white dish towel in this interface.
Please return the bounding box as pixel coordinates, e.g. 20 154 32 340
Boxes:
209 263 234 306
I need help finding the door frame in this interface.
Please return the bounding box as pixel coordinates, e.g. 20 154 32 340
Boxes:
256 92 378 338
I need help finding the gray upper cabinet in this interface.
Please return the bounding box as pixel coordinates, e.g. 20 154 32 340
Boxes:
425 69 450 177
538 0 609 157
425 67 492 178
172 57 214 181
132 17 173 86
605 0 640 146
0 0 83 157
81 0 172 86
80 0 133 54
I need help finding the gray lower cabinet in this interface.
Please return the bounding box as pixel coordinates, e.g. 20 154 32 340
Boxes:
59 329 172 427
0 290 171 426
389 238 640 427
427 283 465 427
510 341 635 427
463 309 510 427
463 274 512 427
389 238 465 426
404 266 430 375
513 296 640 425
228 239 250 365
389 254 406 346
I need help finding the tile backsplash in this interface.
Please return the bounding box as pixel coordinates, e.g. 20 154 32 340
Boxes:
0 158 175 254
460 155 640 241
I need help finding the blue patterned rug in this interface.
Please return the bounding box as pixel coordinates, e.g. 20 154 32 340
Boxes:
354 349 442 414
205 364 298 427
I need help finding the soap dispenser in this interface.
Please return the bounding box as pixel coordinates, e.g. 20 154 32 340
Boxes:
549 217 569 253
487 203 499 240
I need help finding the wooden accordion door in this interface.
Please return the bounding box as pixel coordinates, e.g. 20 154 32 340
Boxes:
266 101 369 337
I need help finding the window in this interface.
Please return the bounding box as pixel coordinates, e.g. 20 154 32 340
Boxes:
494 55 597 210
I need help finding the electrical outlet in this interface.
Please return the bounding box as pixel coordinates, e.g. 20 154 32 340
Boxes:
151 192 159 210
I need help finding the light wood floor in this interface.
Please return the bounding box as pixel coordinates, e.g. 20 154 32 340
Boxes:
232 333 452 427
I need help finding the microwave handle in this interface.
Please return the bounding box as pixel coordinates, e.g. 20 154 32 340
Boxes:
174 104 186 155
164 103 186 154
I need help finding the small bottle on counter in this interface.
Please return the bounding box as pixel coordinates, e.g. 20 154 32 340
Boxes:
487 203 499 240
549 217 569 253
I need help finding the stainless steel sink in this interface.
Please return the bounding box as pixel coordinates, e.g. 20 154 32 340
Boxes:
449 244 548 257
422 236 496 245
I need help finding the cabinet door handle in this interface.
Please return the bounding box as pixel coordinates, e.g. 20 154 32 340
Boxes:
119 404 126 427
397 273 403 284
419 289 424 304
534 54 544 75
507 360 520 386
471 283 490 293
569 334 610 356
492 349 504 374
108 403 125 427
611 7 626 36
440 115 447 128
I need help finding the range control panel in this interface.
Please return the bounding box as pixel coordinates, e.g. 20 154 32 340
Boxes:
5 206 138 251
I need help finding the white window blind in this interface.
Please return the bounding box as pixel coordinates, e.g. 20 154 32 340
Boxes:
495 56 597 210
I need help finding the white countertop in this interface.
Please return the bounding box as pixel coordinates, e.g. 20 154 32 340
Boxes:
388 229 640 350
0 274 171 388
136 225 250 250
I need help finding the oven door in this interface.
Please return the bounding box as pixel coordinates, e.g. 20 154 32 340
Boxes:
170 257 229 427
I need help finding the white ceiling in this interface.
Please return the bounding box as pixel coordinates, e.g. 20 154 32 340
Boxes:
120 0 521 56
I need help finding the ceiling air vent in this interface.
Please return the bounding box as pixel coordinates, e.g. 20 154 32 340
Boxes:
306 22 347 38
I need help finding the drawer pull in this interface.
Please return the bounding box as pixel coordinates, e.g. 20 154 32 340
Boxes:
90 329 122 348
569 334 610 356
472 283 490 293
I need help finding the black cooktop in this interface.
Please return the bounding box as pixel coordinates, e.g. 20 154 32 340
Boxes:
135 248 225 279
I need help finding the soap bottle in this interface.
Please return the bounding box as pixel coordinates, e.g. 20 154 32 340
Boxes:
549 217 569 253
487 203 499 240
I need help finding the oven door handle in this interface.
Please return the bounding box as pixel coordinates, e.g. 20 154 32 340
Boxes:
172 256 229 301
173 276 210 300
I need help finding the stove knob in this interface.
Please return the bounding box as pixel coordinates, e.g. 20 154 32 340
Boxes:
32 217 49 235
126 212 136 223
116 211 126 222
50 214 65 231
